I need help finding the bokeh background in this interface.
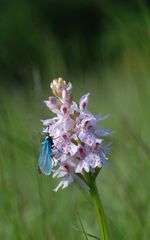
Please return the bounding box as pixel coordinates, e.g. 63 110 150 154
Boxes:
0 0 150 239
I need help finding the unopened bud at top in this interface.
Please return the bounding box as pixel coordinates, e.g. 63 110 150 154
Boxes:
50 78 72 103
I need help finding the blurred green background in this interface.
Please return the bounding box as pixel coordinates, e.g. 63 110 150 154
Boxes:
0 0 150 239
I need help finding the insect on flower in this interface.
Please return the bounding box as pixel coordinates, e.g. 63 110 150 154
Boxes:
38 136 54 175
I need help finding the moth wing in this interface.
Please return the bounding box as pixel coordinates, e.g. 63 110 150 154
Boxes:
38 139 52 175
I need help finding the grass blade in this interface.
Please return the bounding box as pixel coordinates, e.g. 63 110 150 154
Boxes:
77 212 89 240
73 226 100 240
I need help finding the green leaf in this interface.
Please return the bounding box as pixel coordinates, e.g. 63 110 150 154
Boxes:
73 226 100 240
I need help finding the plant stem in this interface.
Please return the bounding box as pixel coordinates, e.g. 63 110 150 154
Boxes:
89 181 110 240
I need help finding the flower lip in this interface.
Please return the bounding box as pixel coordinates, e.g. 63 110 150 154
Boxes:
60 104 69 115
61 132 69 142
78 145 86 159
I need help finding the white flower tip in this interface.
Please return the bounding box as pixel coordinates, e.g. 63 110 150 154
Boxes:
50 82 53 89
66 82 72 92
44 100 50 107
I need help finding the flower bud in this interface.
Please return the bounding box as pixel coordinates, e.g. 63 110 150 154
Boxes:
44 96 60 110
79 93 90 111
50 78 72 102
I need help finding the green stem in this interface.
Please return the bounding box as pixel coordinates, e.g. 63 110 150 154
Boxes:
89 181 110 240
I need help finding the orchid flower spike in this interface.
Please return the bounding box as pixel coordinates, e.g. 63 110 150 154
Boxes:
41 77 112 191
